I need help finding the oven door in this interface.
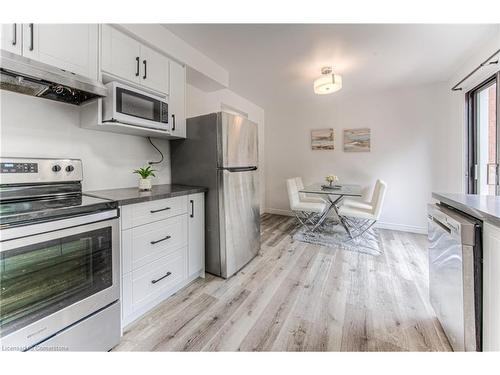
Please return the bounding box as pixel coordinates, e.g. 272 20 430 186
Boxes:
110 82 168 131
0 216 119 350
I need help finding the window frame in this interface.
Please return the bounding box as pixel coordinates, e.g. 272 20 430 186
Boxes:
466 72 499 194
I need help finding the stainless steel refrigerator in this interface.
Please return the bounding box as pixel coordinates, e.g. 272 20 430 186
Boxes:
171 112 260 278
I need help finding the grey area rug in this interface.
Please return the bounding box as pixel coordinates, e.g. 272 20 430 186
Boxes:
293 219 383 256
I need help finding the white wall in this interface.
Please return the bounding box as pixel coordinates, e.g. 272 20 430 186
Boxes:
186 84 266 210
265 83 448 233
0 91 170 192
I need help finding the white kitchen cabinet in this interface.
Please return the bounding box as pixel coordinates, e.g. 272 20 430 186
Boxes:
140 45 170 94
22 24 98 79
101 24 141 84
188 193 205 277
101 25 169 95
120 194 205 327
483 222 500 351
169 60 187 138
1 23 22 55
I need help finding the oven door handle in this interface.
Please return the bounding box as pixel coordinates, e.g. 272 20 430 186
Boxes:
0 209 119 245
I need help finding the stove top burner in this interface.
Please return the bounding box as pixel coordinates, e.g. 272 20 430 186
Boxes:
0 193 117 229
0 158 118 231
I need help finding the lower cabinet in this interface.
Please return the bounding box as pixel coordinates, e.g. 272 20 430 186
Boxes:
188 193 205 277
120 194 205 327
483 222 500 351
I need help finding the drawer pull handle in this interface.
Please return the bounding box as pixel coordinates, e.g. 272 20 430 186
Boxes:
150 207 170 213
150 235 171 245
151 271 172 284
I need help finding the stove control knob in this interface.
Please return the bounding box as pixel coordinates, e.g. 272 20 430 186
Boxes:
66 165 74 172
52 165 62 172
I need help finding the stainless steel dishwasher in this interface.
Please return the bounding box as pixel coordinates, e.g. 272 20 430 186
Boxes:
427 203 482 351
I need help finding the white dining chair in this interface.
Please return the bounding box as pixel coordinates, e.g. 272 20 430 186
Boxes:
336 179 387 240
295 177 327 204
286 177 326 230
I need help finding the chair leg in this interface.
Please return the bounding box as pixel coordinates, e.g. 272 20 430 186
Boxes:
338 215 377 241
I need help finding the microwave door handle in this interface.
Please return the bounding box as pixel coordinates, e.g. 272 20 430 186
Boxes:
172 113 176 131
135 57 140 77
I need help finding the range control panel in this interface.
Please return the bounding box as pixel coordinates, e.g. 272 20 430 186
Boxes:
0 158 83 185
1 162 38 174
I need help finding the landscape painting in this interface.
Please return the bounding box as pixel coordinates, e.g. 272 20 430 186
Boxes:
343 128 370 152
311 128 335 150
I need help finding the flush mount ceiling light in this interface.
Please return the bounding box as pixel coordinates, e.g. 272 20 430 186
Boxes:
313 66 342 95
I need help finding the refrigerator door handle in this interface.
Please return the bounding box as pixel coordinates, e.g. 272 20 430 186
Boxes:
223 166 258 172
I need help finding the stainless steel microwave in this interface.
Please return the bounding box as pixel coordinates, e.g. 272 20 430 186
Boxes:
102 81 169 131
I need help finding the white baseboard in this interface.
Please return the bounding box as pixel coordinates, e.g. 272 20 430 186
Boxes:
264 208 294 217
375 221 427 235
263 208 427 235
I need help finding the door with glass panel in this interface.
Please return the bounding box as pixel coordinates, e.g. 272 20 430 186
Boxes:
468 72 499 195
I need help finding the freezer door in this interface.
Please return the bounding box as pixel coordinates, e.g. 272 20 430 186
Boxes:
219 168 260 278
218 112 258 168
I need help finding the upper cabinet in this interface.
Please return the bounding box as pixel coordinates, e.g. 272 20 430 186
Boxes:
1 23 22 55
22 24 98 79
169 60 186 138
1 24 98 80
101 25 169 95
101 25 141 84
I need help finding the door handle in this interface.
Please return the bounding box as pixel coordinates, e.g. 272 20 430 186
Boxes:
190 199 194 218
143 59 147 79
151 271 171 284
12 24 16 46
150 235 171 245
171 114 176 131
150 206 170 213
135 57 140 77
29 23 34 51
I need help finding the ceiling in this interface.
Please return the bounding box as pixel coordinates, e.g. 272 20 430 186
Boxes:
165 24 498 109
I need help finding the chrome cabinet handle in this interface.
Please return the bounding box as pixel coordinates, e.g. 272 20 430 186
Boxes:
143 59 147 79
150 207 170 213
135 57 140 76
12 24 16 45
29 23 34 51
150 235 171 245
190 199 194 218
171 114 176 131
151 272 171 284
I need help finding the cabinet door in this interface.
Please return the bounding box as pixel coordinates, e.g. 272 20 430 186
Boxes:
140 45 169 94
101 25 141 84
22 24 98 79
188 193 205 277
1 23 22 55
483 222 500 351
169 60 186 138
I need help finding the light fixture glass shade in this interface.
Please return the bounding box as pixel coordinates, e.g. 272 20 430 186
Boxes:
313 72 342 95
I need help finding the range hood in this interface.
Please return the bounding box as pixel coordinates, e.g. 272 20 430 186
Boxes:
0 50 107 105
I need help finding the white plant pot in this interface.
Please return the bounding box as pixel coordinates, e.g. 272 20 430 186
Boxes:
138 178 152 191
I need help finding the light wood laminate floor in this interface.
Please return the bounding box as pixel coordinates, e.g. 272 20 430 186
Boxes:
114 214 451 352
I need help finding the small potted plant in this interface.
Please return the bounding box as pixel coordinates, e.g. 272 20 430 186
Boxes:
325 175 339 187
133 165 156 191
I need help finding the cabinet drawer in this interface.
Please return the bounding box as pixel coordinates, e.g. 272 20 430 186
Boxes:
130 247 187 308
122 215 187 274
121 196 187 229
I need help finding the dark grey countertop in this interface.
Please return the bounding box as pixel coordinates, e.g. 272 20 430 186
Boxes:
432 192 500 226
86 184 208 206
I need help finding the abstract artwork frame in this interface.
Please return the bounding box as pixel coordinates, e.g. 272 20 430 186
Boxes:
343 128 371 152
311 128 335 150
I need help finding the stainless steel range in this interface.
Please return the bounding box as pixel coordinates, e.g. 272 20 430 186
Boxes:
0 157 120 351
